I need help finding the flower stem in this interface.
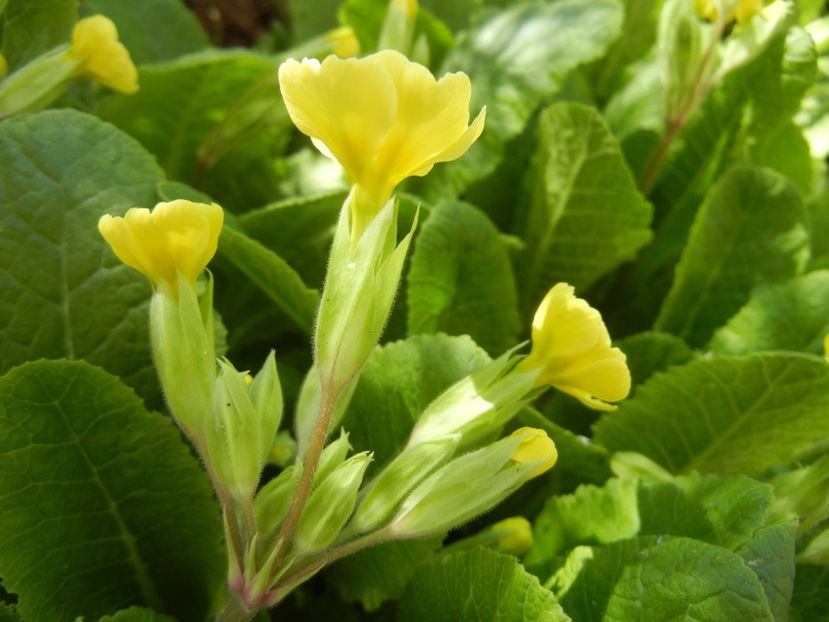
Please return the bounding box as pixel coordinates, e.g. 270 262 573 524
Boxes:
216 594 254 622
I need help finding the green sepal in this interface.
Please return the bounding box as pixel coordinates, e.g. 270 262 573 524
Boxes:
0 45 78 118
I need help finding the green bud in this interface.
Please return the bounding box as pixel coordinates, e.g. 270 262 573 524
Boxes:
255 465 301 541
295 368 356 458
315 197 417 396
658 0 707 121
378 0 417 54
294 452 372 553
269 430 297 468
408 349 538 449
249 350 284 454
0 46 78 119
350 435 459 534
717 1 793 78
391 434 541 538
150 274 215 440
314 429 352 488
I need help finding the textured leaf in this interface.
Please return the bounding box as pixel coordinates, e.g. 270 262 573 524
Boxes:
218 226 319 334
522 102 652 304
790 565 829 622
398 548 570 622
407 201 520 355
593 353 829 475
80 0 208 64
554 536 775 622
615 332 694 390
0 110 164 405
328 537 443 611
0 360 222 622
708 271 829 356
341 334 490 473
0 0 77 70
415 0 623 199
655 167 809 347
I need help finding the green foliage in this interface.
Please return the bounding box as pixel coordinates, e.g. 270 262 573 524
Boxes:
0 360 222 621
398 548 570 622
0 0 77 70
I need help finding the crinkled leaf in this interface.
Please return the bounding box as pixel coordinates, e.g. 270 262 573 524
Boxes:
593 353 829 475
0 109 164 406
0 360 222 622
655 166 809 347
407 201 520 355
399 548 570 622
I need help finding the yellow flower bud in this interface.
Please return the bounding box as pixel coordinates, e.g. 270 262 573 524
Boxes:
733 0 762 23
278 50 485 240
67 15 138 94
694 0 718 21
521 283 631 411
491 517 534 556
98 200 224 291
510 427 557 477
325 26 360 58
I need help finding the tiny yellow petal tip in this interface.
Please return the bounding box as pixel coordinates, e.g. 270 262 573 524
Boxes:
68 15 138 93
510 427 557 477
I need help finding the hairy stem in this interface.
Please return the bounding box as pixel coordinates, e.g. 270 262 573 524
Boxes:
216 594 254 622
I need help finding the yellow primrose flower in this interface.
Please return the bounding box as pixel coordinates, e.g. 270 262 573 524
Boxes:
490 517 533 555
522 283 631 411
511 427 557 477
325 27 361 58
733 0 762 23
98 200 223 290
694 0 719 21
278 49 485 240
67 15 138 94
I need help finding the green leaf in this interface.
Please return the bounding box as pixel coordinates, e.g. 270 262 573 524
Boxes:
654 166 809 347
593 353 829 475
0 360 222 622
0 109 165 405
328 536 443 611
0 0 77 70
522 102 652 305
0 604 18 622
709 271 829 356
217 225 320 334
80 0 207 64
291 0 340 40
554 536 775 622
398 548 570 622
98 607 177 622
615 331 695 389
790 564 829 622
415 0 624 200
98 50 286 210
407 201 520 355
341 334 490 473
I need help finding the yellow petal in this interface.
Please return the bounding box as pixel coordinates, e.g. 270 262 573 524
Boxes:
510 427 557 477
694 0 719 21
734 0 762 23
543 353 632 404
531 283 607 359
98 200 223 290
68 15 138 93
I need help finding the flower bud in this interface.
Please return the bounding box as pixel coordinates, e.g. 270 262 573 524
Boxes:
350 435 460 534
379 0 418 55
489 517 534 556
255 465 301 541
658 0 707 121
314 429 352 488
294 452 372 553
0 47 77 118
67 15 138 93
391 428 556 537
294 369 356 458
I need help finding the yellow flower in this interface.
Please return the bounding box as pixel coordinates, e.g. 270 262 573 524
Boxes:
67 15 138 94
694 0 719 21
510 427 557 477
325 27 361 58
694 0 762 24
278 50 485 240
522 283 631 411
733 0 762 23
490 517 533 555
98 200 223 290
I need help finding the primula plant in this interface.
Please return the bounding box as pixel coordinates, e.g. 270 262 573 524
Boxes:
0 0 828 621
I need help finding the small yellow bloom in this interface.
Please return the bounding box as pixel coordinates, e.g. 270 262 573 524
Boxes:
67 15 138 94
278 50 485 239
98 200 223 290
325 27 361 58
523 283 631 411
511 427 557 477
694 0 719 21
733 0 762 23
694 0 762 24
491 517 533 556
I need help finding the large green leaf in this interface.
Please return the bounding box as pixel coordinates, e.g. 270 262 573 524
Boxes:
414 0 624 200
341 334 490 473
0 360 222 622
407 201 520 355
0 110 164 405
0 0 77 70
398 548 570 622
521 102 652 306
708 271 829 356
80 0 208 64
554 536 776 622
655 167 809 347
218 226 320 334
98 50 287 210
790 564 829 622
593 353 829 476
